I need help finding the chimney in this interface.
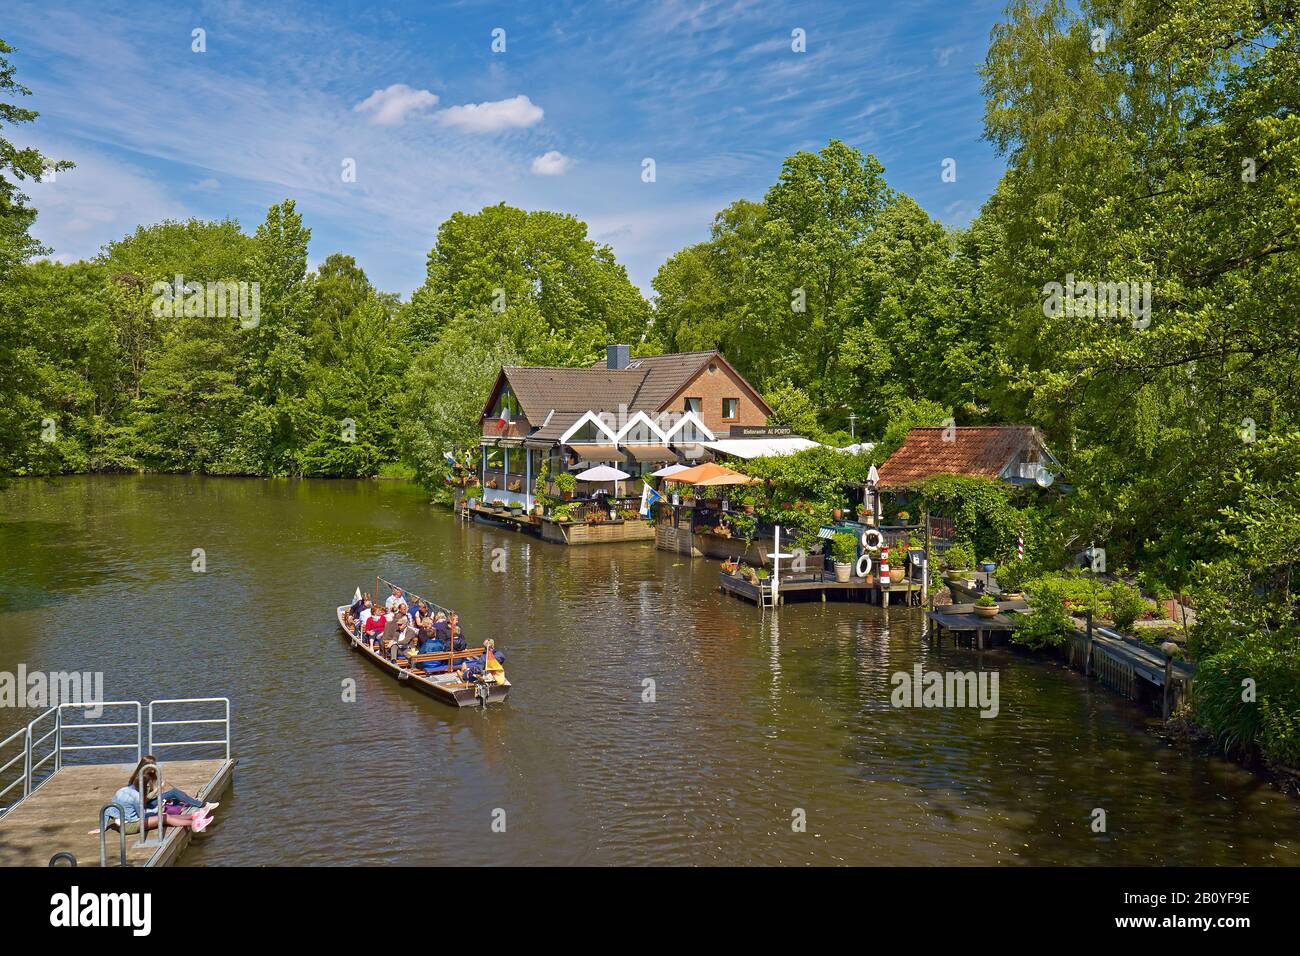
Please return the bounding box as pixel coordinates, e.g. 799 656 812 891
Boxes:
607 344 631 370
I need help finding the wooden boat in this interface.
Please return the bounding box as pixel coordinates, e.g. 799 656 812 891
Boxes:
335 583 510 707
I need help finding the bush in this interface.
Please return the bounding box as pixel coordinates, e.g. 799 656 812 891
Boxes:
1012 570 1106 649
1107 581 1146 632
554 472 576 494
1192 632 1300 765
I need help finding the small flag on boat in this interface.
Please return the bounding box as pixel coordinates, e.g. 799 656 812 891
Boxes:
352 586 362 604
639 481 663 517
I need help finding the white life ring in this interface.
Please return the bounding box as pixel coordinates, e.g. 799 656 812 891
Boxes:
855 553 873 578
860 528 883 550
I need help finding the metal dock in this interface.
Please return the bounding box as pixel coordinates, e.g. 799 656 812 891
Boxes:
0 698 234 867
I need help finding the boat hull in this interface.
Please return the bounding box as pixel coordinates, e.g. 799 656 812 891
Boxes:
336 606 510 707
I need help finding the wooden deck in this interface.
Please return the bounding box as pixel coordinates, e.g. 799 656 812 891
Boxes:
720 571 924 607
0 759 234 867
927 600 1028 648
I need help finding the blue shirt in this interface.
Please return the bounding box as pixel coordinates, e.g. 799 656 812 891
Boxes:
106 785 143 823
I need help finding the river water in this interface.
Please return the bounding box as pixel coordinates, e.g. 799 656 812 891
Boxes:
0 475 1295 866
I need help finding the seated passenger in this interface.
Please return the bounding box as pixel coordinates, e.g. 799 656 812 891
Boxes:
364 608 387 646
384 586 405 612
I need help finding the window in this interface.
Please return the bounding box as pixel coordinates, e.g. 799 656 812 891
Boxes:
485 447 504 469
493 384 519 421
722 397 739 420
684 397 702 414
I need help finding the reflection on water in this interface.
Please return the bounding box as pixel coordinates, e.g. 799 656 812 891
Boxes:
1 475 1296 865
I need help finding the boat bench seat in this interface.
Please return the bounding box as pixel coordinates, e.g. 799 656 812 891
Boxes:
405 648 486 666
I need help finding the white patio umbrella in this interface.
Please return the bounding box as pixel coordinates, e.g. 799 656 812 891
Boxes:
651 463 689 477
574 464 632 497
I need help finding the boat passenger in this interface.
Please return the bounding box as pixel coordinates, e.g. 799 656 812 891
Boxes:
384 586 405 612
364 608 388 647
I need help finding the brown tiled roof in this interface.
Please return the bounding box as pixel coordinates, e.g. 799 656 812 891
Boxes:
876 426 1046 488
599 351 717 411
526 410 585 442
501 367 645 421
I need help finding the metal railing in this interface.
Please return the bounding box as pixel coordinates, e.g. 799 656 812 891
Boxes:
0 698 230 822
147 698 231 762
58 701 142 767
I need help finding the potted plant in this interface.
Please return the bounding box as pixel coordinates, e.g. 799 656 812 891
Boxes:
555 472 576 500
831 532 857 583
857 505 871 523
944 541 976 579
756 567 770 584
974 593 1000 618
997 561 1028 600
832 506 844 521
721 558 739 575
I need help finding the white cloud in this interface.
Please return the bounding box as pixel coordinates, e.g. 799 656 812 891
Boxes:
530 150 573 176
436 95 543 133
192 177 221 190
353 83 440 126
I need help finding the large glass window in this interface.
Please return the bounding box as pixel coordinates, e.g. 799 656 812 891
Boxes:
493 384 519 420
484 446 503 469
683 397 702 413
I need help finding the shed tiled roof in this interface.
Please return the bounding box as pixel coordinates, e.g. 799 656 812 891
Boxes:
876 426 1046 488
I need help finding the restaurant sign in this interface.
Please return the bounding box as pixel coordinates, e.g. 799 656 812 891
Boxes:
728 425 794 437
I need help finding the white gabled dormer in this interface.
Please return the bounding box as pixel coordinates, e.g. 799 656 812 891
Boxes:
615 410 670 444
559 410 620 446
662 410 715 444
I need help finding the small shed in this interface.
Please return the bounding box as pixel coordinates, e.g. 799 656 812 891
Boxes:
875 426 1060 490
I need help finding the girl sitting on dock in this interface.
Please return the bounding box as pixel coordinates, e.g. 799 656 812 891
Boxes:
101 757 214 834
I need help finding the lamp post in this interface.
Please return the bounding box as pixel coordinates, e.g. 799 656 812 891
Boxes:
848 412 857 441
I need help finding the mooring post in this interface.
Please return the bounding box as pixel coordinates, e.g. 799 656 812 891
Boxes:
1163 655 1174 719
1084 610 1094 679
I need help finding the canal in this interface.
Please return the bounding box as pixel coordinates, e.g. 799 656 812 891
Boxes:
1 475 1296 865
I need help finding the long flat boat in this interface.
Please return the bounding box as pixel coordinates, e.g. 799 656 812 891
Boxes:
335 588 510 707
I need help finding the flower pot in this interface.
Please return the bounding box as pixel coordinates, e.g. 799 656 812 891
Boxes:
834 562 852 583
974 603 999 619
980 562 997 573
889 567 905 584
1001 591 1024 601
833 508 843 520
743 504 755 514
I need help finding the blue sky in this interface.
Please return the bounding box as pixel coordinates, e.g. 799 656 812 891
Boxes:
10 0 1009 298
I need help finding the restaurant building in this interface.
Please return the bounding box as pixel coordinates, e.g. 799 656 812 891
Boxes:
478 345 774 510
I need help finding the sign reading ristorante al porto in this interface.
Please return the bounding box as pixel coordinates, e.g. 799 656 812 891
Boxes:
729 425 794 437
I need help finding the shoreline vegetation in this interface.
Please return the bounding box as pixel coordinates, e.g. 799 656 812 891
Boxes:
2 4 1297 791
